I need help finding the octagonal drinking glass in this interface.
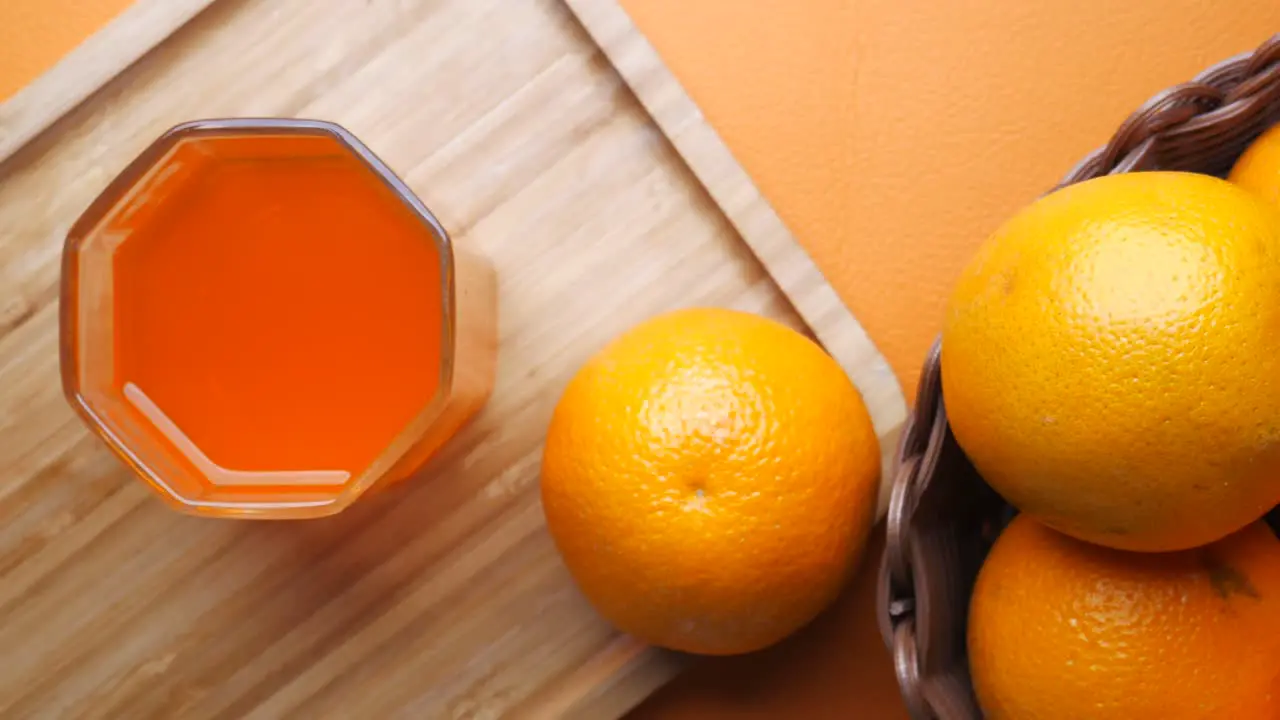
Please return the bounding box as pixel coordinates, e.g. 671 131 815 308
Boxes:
60 119 497 519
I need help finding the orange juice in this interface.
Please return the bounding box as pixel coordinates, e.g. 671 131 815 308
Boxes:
61 120 497 518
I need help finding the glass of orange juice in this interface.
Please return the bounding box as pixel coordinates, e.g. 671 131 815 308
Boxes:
60 119 498 519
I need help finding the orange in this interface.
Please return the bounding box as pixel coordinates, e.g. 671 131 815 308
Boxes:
540 307 881 655
969 515 1280 720
942 171 1280 552
1231 123 1280 208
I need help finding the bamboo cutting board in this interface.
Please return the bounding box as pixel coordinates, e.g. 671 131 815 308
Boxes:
0 0 904 717
0 0 216 164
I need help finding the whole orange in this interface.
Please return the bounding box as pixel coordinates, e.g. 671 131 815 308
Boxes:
540 307 881 655
1230 122 1280 207
943 171 1280 551
969 515 1280 720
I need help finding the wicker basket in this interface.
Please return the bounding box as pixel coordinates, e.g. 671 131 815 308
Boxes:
876 34 1280 720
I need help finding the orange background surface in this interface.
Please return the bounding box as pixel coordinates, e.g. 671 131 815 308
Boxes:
0 0 133 102
5 1 1280 718
618 0 1280 398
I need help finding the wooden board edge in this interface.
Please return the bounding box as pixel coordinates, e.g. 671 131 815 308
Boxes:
0 0 217 166
562 0 907 516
